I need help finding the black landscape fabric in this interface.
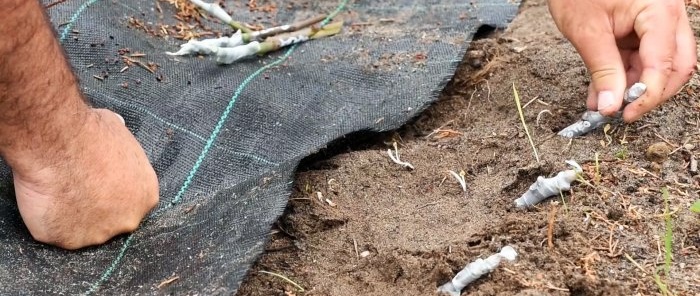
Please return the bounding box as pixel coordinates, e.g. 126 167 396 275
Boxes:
0 0 519 294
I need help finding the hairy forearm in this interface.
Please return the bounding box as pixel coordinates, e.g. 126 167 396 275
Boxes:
0 0 88 169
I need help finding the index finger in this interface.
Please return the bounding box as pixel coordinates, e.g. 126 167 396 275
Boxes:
625 1 680 121
624 3 696 122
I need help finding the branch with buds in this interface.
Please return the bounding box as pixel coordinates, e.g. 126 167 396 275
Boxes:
167 1 343 64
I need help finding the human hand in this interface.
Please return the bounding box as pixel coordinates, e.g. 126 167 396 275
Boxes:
10 109 159 250
0 0 158 250
548 0 697 122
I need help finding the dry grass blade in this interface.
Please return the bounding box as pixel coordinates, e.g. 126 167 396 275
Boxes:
259 271 305 292
623 253 647 275
547 206 558 249
46 0 68 8
512 83 540 162
157 276 180 289
661 188 673 277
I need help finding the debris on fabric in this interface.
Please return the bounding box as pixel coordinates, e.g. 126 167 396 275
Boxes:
168 1 342 64
166 32 245 56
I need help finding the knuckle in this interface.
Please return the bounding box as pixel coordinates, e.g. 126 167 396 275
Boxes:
679 60 697 78
660 58 675 76
147 194 159 209
636 2 680 29
570 27 603 44
89 233 115 248
145 188 159 209
28 227 73 249
54 237 82 250
662 1 679 12
682 68 696 80
59 242 82 251
147 175 160 208
649 0 680 15
118 218 142 234
590 67 621 80
123 220 141 233
29 232 55 246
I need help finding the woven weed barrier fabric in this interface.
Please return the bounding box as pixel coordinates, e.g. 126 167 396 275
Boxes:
0 0 519 294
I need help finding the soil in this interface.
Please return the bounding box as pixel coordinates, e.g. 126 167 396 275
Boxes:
238 1 700 295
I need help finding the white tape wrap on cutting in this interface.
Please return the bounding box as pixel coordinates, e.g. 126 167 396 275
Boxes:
438 246 518 296
190 0 233 24
558 83 647 138
212 41 261 64
514 160 582 208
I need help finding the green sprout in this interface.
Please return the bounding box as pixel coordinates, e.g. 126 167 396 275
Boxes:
691 200 700 213
614 146 629 160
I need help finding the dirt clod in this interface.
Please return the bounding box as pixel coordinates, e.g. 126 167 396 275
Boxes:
645 142 673 163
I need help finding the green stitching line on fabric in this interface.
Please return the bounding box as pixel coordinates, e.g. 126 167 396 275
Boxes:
100 95 280 165
84 234 134 295
102 95 282 166
58 0 212 146
170 0 349 205
83 1 348 294
59 0 102 42
169 46 297 205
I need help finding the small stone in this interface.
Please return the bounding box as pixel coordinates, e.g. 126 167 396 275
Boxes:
645 142 672 163
512 46 527 53
466 50 485 59
466 50 486 67
360 251 370 258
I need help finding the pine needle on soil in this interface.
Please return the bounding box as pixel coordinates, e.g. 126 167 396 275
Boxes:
661 188 673 277
558 190 569 214
594 152 601 185
512 83 540 163
259 271 305 292
623 253 647 275
547 206 558 249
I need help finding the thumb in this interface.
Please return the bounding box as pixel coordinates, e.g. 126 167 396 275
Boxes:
571 34 627 116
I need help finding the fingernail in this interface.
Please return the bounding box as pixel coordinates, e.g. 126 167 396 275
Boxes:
597 91 615 111
115 113 126 125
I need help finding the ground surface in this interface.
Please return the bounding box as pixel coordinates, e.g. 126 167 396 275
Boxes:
238 1 700 295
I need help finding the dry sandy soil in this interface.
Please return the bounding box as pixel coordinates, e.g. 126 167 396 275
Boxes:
238 0 700 295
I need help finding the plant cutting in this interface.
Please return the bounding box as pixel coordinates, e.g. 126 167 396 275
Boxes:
167 1 343 64
559 83 646 138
